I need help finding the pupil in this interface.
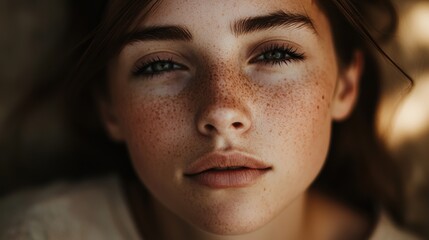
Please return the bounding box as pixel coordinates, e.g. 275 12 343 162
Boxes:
265 51 283 60
273 51 282 59
154 62 171 71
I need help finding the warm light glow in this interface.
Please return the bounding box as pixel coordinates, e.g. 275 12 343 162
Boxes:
411 5 429 43
399 2 429 49
388 73 429 147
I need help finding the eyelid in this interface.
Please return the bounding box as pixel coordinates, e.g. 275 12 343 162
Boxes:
248 39 303 59
133 51 187 68
131 51 192 76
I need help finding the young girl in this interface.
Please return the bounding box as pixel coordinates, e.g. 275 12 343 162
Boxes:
0 0 422 239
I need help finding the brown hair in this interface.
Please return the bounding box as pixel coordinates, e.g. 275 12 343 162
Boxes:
314 0 408 226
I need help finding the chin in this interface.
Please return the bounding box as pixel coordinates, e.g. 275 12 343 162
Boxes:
185 202 274 236
195 217 268 236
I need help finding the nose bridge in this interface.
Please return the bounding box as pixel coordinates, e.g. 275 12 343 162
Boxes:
195 61 253 137
201 60 249 107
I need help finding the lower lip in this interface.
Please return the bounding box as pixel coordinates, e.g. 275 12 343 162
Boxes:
186 168 269 189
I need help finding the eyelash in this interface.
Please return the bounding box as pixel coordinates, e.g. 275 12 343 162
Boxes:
132 57 187 78
250 43 305 65
132 44 305 78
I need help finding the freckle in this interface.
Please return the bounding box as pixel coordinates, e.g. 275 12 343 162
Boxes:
322 95 325 100
317 105 319 109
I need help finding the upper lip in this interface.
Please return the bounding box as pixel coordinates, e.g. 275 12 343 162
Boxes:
184 152 272 175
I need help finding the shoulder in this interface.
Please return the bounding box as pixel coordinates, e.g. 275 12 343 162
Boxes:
370 212 422 240
0 176 140 240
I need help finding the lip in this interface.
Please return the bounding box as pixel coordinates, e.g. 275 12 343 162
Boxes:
184 152 272 188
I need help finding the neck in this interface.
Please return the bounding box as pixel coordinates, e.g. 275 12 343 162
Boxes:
125 179 372 240
149 194 309 240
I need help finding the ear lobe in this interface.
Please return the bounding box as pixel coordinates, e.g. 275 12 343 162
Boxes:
331 51 364 121
97 97 124 141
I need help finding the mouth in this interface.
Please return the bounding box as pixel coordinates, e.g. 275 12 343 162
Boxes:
184 152 272 189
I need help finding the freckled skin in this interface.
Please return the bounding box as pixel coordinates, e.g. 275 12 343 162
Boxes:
102 0 356 239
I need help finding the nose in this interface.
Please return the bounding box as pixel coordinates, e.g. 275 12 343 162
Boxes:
195 60 253 138
197 106 251 137
195 72 253 137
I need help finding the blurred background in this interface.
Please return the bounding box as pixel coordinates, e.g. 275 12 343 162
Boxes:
379 0 429 237
0 0 428 237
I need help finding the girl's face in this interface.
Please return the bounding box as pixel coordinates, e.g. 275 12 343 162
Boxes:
102 0 360 235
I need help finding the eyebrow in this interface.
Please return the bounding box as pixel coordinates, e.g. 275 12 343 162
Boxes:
232 10 317 36
123 25 192 45
122 10 316 45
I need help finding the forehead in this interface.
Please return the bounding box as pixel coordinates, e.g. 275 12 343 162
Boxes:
143 0 323 27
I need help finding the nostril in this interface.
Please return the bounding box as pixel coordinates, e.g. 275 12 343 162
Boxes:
205 124 216 132
232 122 244 129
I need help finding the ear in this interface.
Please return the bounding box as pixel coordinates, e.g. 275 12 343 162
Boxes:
97 96 124 142
331 51 364 121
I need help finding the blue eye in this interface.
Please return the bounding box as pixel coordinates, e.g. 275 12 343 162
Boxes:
132 58 186 77
251 44 305 65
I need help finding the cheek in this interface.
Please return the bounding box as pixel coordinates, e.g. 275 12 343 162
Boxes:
257 68 334 189
117 96 192 187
